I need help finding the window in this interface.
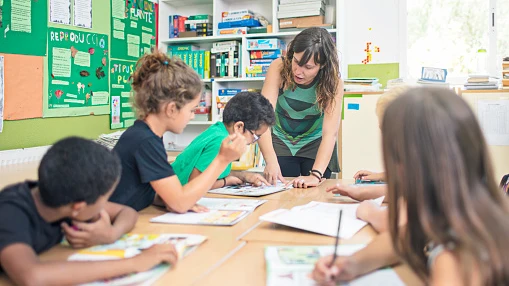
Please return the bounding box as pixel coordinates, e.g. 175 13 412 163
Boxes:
405 0 506 79
497 0 509 68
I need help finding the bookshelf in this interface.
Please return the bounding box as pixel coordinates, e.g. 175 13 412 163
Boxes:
158 0 343 148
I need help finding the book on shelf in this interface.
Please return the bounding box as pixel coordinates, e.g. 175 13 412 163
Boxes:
278 1 326 12
265 244 405 286
280 0 327 4
277 9 325 19
68 233 207 286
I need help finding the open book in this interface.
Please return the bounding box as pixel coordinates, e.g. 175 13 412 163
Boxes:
68 233 207 286
208 181 292 197
259 197 384 239
265 244 404 286
150 198 267 226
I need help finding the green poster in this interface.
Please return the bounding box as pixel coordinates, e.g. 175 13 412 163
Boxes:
47 28 109 115
110 0 156 61
110 59 136 129
0 0 48 56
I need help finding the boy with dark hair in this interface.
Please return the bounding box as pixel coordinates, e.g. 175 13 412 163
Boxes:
172 91 276 189
0 137 178 285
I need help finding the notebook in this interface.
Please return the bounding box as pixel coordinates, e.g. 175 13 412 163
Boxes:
259 197 384 239
265 244 404 286
68 233 207 286
208 181 292 197
150 198 267 226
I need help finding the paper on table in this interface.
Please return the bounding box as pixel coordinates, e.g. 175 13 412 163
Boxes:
259 197 384 239
196 197 267 212
11 0 31 33
49 0 71 25
478 100 509 146
208 181 292 197
265 244 404 286
150 210 250 226
74 0 92 29
52 48 71 77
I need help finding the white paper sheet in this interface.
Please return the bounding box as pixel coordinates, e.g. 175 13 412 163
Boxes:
197 197 267 212
49 0 71 25
74 0 92 29
259 197 384 239
478 100 509 146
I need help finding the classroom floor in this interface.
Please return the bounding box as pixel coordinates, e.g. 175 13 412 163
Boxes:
0 163 423 286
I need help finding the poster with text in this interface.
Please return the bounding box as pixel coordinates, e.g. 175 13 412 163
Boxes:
0 0 48 56
110 0 156 61
110 59 136 129
46 28 109 117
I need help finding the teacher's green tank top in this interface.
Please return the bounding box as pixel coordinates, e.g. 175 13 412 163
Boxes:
272 78 340 173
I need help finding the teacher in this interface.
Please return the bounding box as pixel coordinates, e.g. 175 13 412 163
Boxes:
259 27 343 188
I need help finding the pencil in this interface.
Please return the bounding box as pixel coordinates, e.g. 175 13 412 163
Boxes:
329 209 343 267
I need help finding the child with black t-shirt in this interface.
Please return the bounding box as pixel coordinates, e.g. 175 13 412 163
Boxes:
109 50 247 212
0 137 178 285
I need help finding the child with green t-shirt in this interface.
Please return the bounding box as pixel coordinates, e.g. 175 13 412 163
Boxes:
172 91 276 189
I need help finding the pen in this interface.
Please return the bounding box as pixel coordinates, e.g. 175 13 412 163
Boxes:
329 209 343 267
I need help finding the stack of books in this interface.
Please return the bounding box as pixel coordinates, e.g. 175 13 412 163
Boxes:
169 15 213 38
246 39 286 78
96 131 124 150
464 74 498 90
217 10 260 36
343 78 381 92
502 57 509 89
277 0 325 22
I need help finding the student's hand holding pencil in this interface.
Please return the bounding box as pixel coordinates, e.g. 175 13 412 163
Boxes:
310 255 360 285
134 244 179 272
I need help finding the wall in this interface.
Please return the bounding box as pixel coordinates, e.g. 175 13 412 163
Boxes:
0 0 113 151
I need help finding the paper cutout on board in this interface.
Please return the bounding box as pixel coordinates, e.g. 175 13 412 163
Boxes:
1 53 43 120
0 0 47 56
110 59 136 129
50 0 71 25
46 28 109 117
110 0 156 61
74 0 92 29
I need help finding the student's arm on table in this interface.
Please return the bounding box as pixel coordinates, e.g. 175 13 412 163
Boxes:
151 135 247 214
0 243 177 286
326 184 388 201
292 81 344 189
259 59 286 185
356 202 388 233
189 168 243 190
62 203 138 248
311 232 400 285
354 170 386 182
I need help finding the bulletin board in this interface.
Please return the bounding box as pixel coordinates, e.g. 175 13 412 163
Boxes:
0 0 48 56
110 59 136 129
46 27 109 116
0 53 43 120
110 0 157 61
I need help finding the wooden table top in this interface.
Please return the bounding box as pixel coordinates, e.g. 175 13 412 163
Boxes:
0 163 420 286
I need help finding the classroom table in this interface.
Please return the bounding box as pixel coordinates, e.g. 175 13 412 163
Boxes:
0 163 421 286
